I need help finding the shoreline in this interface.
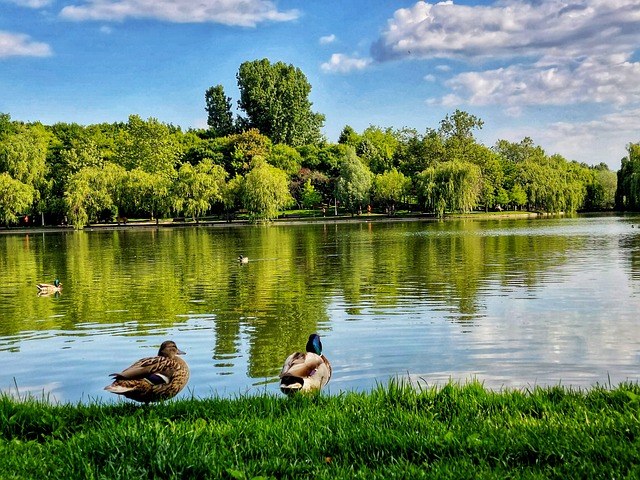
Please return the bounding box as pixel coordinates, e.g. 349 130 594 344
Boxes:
0 210 567 235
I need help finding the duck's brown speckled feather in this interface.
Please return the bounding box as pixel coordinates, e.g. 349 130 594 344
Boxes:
105 340 189 403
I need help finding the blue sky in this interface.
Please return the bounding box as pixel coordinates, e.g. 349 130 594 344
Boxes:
1 0 639 170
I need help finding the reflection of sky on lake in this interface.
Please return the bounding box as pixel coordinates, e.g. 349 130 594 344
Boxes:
2 214 640 403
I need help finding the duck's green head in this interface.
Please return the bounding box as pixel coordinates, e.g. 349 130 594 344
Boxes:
306 333 323 355
54 279 60 287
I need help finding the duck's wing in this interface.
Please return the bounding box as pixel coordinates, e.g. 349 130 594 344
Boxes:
111 356 179 384
279 352 325 378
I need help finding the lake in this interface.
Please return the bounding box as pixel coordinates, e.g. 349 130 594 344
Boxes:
1 214 640 403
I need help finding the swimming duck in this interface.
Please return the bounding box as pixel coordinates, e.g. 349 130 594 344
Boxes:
238 255 249 263
36 279 62 293
104 340 190 403
279 333 332 395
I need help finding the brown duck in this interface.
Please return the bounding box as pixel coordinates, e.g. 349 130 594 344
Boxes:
279 333 332 395
104 340 190 403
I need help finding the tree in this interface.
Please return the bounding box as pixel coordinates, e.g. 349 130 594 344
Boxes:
509 184 527 210
439 110 484 161
114 115 181 175
416 161 482 216
172 159 227 222
205 85 235 137
241 158 293 222
335 147 373 216
236 59 325 146
300 179 322 209
373 168 411 215
118 169 172 221
0 123 50 207
359 126 399 174
0 172 34 227
227 129 272 175
267 143 302 176
64 163 124 228
617 143 640 210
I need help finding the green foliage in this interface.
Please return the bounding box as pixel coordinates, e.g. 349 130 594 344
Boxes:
114 115 181 174
172 158 227 221
2 381 640 478
616 143 640 210
267 144 302 176
417 161 482 216
205 85 235 137
372 168 411 215
335 147 373 215
0 102 627 225
439 109 484 161
241 158 294 223
229 129 272 175
237 59 325 146
0 172 34 226
300 179 322 209
64 163 124 228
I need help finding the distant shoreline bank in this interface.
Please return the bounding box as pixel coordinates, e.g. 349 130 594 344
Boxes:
0 210 568 235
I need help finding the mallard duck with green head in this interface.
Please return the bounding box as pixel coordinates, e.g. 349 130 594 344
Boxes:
279 333 332 395
36 279 62 293
104 340 190 403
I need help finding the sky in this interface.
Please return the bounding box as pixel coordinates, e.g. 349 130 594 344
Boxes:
1 0 639 170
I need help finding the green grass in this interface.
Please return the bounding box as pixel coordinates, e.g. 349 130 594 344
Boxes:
1 380 639 479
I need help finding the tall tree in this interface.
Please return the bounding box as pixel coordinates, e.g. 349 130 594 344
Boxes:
236 59 325 146
205 85 235 137
617 143 640 210
439 110 484 161
336 147 373 216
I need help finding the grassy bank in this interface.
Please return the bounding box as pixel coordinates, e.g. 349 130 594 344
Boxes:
2 381 639 479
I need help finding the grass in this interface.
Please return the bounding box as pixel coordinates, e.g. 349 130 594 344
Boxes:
1 380 639 479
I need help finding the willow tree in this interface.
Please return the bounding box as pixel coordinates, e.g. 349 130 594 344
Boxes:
64 163 124 228
0 123 51 220
417 161 482 216
172 158 227 222
617 143 640 210
0 172 34 227
336 147 373 216
241 158 293 223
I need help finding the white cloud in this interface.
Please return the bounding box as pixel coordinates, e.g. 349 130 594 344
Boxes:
319 34 336 45
368 0 640 120
443 54 640 107
321 53 372 74
371 0 640 62
59 0 299 27
0 31 52 58
5 0 52 7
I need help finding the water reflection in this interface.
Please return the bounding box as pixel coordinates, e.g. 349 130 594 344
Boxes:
1 214 640 402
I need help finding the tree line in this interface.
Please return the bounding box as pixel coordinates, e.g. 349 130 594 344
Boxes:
0 58 630 229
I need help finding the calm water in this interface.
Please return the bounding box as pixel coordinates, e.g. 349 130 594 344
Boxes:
1 214 640 403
